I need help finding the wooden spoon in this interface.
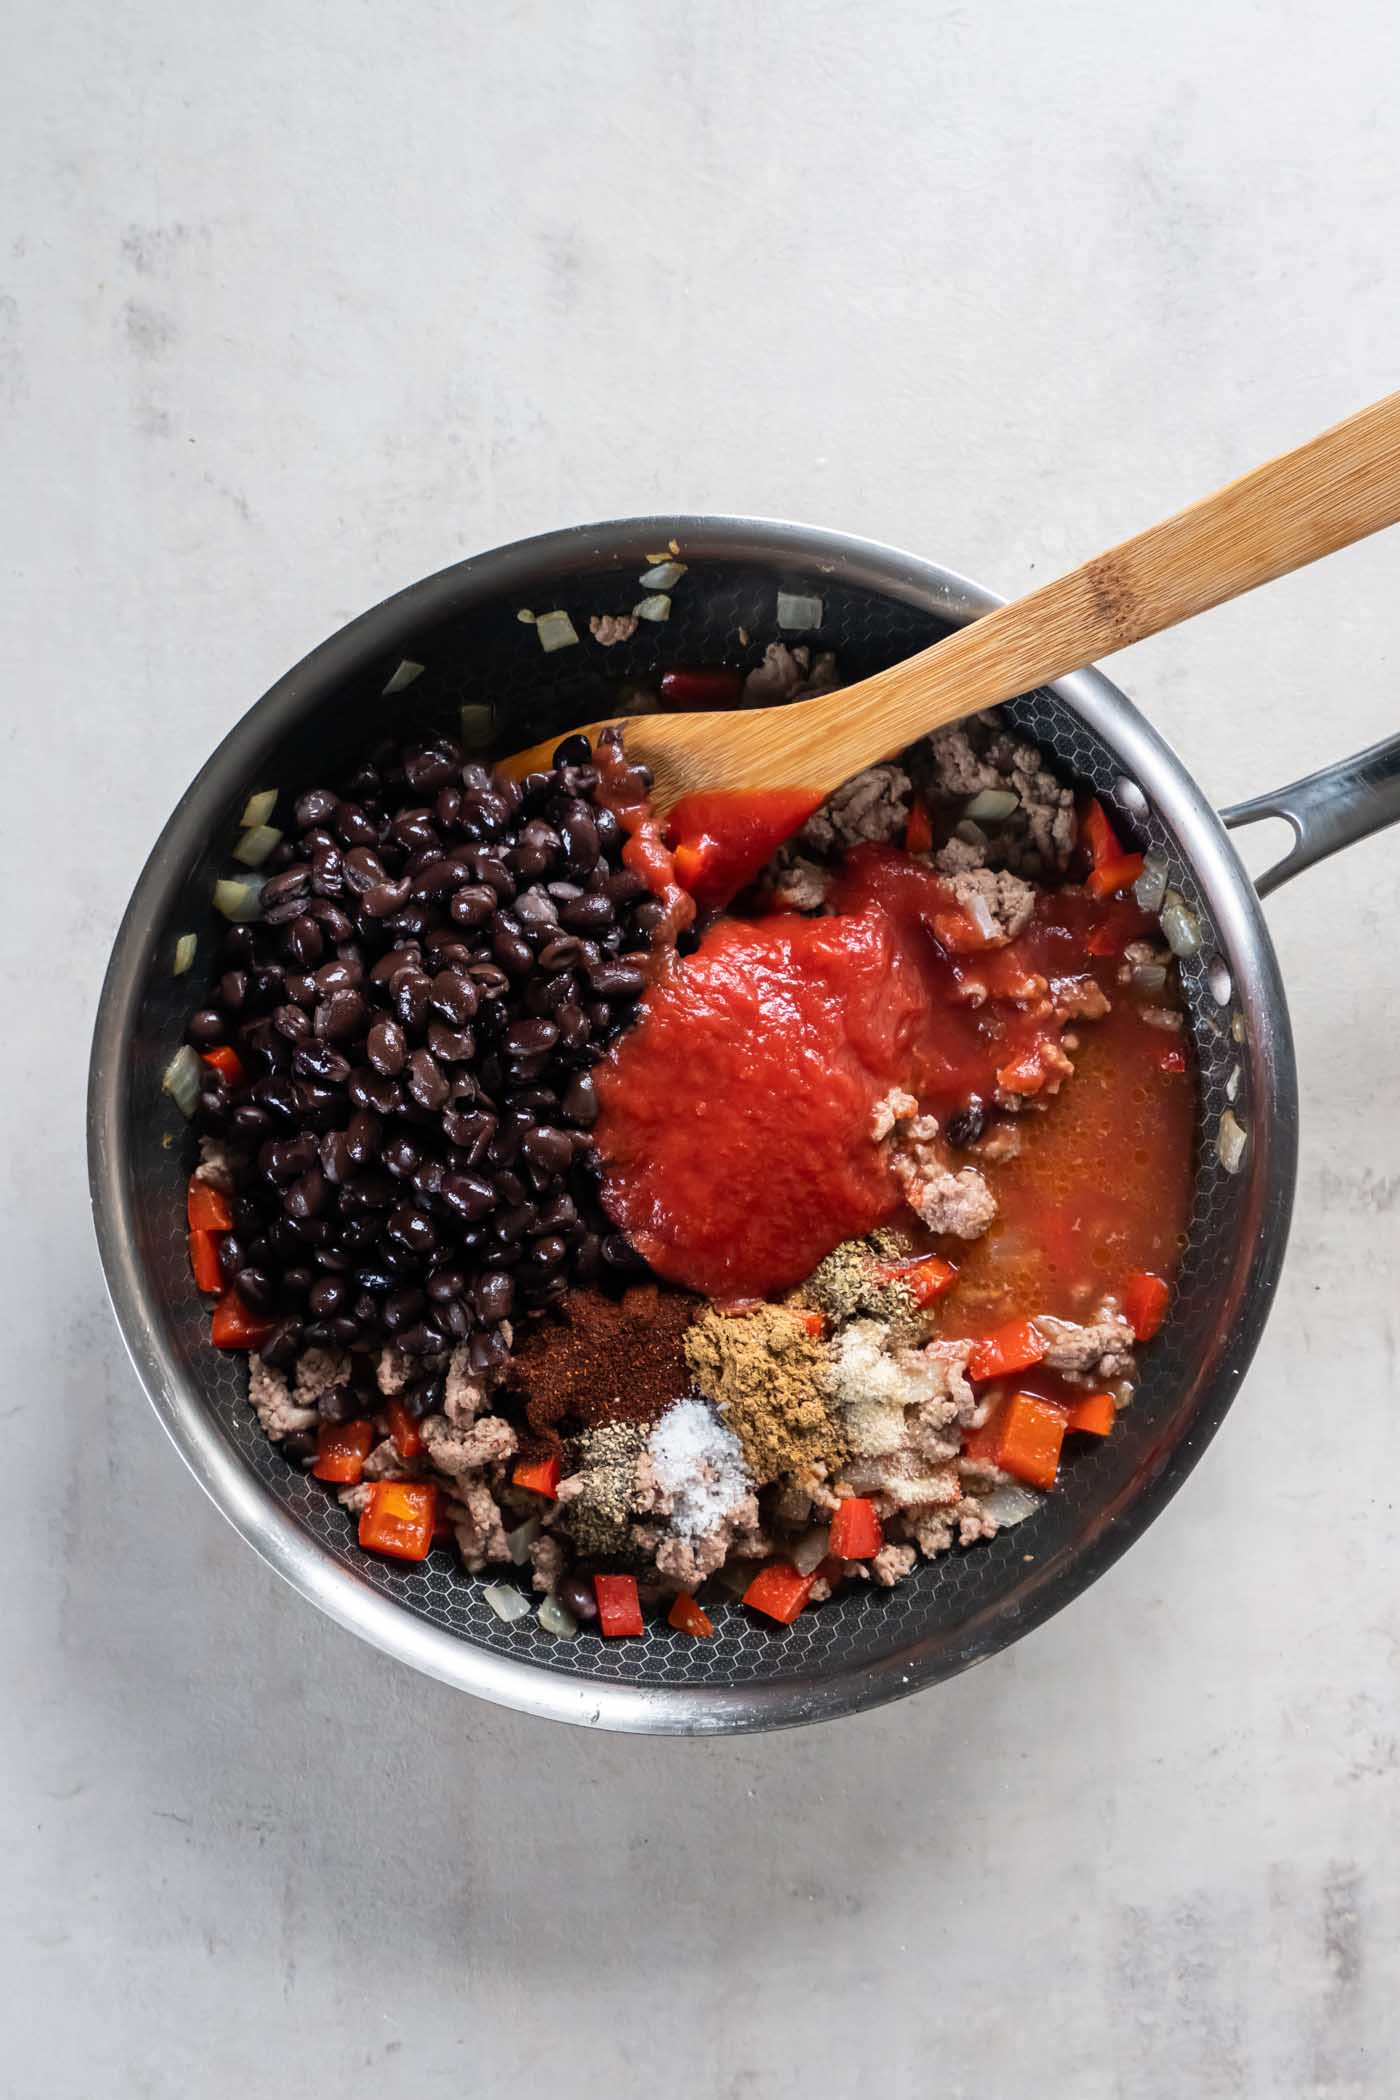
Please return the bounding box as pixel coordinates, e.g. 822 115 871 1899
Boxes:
504 389 1400 826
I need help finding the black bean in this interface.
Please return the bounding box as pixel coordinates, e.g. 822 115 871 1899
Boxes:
318 1381 358 1424
945 1101 987 1148
342 845 386 895
363 878 413 919
382 1132 420 1179
285 1167 327 1219
556 1004 592 1053
388 1202 438 1254
345 1107 383 1163
427 968 475 1026
261 1316 304 1369
492 923 535 977
558 1572 598 1623
316 988 368 1043
405 1371 446 1418
234 1265 275 1310
308 1275 351 1317
448 883 495 929
560 891 614 933
186 1009 225 1048
601 1231 646 1274
320 1129 356 1183
334 801 379 846
403 744 460 793
551 734 593 768
218 970 250 1014
428 1022 474 1064
560 805 600 876
383 1285 427 1332
333 1167 388 1218
261 863 313 911
426 1265 466 1302
292 1040 351 1085
391 968 431 1034
292 1079 343 1131
354 1266 396 1295
443 1107 494 1159
441 1171 498 1221
348 1068 401 1116
492 1201 536 1245
468 961 511 1002
524 1234 568 1278
294 788 337 828
283 970 319 1006
520 1125 573 1182
411 1156 445 1202
588 960 645 1000
469 1327 510 1375
405 1047 448 1111
308 898 355 942
366 1016 408 1076
262 1134 317 1183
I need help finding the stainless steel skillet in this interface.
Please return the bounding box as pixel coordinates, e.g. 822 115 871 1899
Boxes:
86 517 1400 1735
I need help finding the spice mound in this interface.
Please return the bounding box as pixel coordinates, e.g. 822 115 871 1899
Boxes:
683 1303 843 1481
507 1284 698 1445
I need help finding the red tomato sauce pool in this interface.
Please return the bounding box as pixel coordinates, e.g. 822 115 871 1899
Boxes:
594 844 1194 1300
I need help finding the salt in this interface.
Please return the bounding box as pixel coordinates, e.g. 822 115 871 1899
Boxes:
648 1399 751 1540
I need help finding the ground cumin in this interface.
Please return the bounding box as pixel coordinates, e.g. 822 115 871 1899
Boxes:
683 1303 844 1483
508 1284 698 1450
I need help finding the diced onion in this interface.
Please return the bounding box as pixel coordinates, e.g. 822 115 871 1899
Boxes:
639 560 686 591
791 1525 830 1576
516 608 537 625
505 1516 540 1565
632 594 671 623
1216 1108 1247 1174
1231 1012 1247 1044
777 590 823 630
172 933 197 976
952 819 987 847
482 1582 534 1624
979 1480 1043 1529
536 610 580 653
964 890 999 943
460 703 494 749
1133 851 1169 913
240 789 277 829
213 876 263 922
538 1595 578 1638
963 788 1019 824
162 1044 202 1118
1226 1062 1241 1103
382 659 425 695
232 824 282 868
1130 961 1168 995
1160 891 1202 959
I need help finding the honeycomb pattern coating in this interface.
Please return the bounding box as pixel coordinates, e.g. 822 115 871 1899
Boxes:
129 558 1251 1693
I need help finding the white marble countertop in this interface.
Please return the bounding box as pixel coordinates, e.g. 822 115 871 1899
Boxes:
5 3 1399 2092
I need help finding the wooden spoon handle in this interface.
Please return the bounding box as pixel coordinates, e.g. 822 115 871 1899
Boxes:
503 389 1400 810
804 386 1400 784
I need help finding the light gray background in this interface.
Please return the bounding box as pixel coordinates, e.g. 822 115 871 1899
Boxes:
4 3 1398 2094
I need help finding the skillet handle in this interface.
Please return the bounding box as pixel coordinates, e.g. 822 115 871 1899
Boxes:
1221 731 1400 896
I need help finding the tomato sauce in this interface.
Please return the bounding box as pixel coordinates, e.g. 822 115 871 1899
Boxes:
667 788 826 914
594 842 1194 1302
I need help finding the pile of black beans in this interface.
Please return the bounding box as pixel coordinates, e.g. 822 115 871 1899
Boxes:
187 730 659 1383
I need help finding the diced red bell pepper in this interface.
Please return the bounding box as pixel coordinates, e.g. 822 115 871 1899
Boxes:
743 1560 815 1625
594 1573 645 1638
358 1479 438 1561
659 667 745 709
1086 851 1145 900
188 1228 225 1294
200 1044 247 1089
667 1591 715 1638
1066 1391 1116 1436
904 799 934 854
828 1496 884 1561
1124 1269 1170 1341
1081 797 1124 872
966 1318 1046 1382
796 1307 827 1339
187 1176 233 1232
312 1418 375 1484
210 1287 274 1350
876 1254 957 1307
386 1397 423 1462
513 1455 561 1499
966 1392 1066 1490
932 907 993 956
1158 1043 1187 1075
672 840 712 893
